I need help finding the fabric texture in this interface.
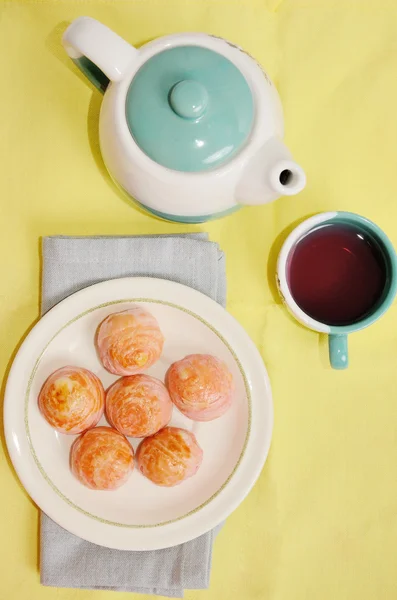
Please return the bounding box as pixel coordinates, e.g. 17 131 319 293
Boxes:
40 234 225 597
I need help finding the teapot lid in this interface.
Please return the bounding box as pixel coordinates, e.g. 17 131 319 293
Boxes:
125 45 254 172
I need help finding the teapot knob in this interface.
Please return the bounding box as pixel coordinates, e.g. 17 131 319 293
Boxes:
169 80 209 119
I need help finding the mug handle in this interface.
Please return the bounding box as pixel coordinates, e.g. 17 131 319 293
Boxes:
328 334 348 370
63 17 138 92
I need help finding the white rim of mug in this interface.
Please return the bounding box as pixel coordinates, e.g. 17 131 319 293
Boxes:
276 212 338 334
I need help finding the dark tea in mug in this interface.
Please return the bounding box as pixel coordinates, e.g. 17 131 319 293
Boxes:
287 223 387 326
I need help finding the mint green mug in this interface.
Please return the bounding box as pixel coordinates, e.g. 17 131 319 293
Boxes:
277 212 397 369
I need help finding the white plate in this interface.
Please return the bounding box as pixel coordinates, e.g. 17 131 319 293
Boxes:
4 278 273 550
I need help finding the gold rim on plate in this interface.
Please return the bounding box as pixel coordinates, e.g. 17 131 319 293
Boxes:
25 299 252 528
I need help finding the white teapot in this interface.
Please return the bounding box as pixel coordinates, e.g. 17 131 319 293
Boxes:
63 17 306 223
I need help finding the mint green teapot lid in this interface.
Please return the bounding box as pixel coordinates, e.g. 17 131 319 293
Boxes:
125 45 254 172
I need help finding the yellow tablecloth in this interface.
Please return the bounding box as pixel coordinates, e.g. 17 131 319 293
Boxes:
1 0 397 598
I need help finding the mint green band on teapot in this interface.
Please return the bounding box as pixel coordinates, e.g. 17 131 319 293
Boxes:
72 57 109 93
328 334 348 370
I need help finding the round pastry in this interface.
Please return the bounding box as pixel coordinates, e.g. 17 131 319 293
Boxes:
106 374 172 437
38 366 105 434
96 307 164 376
137 427 203 487
71 426 134 490
166 354 234 421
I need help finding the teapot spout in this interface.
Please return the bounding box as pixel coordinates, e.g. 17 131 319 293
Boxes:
236 137 306 206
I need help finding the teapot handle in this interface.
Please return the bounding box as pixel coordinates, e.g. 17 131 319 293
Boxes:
63 17 138 92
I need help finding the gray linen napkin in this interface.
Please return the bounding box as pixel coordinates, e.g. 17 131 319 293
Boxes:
40 234 225 597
